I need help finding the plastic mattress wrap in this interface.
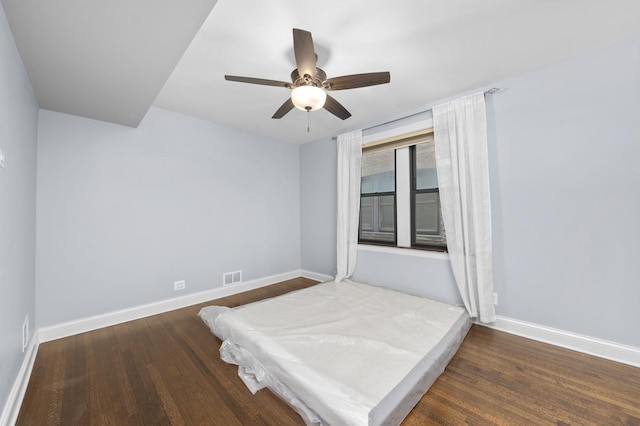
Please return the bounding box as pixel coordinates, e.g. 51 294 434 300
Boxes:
199 280 472 426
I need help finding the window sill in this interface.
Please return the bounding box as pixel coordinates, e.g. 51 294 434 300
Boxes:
357 244 450 260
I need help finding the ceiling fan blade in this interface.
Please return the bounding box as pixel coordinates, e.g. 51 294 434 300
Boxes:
272 98 295 119
324 72 391 90
324 95 351 120
225 75 292 88
293 28 317 79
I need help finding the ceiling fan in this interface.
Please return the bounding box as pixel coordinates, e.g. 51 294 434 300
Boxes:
224 28 390 121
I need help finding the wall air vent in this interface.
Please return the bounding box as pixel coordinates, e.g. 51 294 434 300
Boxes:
223 270 242 287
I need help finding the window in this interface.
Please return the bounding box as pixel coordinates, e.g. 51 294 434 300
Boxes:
411 141 446 249
359 149 396 244
358 128 447 251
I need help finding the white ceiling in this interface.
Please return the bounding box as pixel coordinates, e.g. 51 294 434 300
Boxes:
2 0 219 127
4 0 640 143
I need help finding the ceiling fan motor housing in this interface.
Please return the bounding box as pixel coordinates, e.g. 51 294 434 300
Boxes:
290 68 327 88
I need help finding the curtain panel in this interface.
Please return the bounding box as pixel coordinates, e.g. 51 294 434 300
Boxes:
335 130 363 282
434 93 495 323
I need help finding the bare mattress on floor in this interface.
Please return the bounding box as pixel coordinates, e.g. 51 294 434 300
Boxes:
199 279 472 426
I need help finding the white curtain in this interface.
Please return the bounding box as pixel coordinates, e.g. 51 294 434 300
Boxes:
433 93 495 323
335 130 362 282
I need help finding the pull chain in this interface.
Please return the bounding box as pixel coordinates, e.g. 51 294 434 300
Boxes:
305 106 311 132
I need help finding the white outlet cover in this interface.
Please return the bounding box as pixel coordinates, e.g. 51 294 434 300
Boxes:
0 148 6 168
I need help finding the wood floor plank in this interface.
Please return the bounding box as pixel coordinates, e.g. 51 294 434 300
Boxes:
16 277 640 425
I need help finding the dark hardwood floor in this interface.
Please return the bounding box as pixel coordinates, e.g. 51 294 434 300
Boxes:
17 277 640 425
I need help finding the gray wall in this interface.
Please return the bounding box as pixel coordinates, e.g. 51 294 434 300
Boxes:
0 0 38 413
300 36 640 348
488 37 640 347
352 250 461 304
36 107 301 327
300 137 337 275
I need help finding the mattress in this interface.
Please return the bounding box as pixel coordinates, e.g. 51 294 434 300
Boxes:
200 279 472 426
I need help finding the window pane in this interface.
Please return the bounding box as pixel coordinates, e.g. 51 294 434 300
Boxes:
415 192 439 233
360 197 374 231
415 141 438 190
361 150 395 194
414 192 446 246
378 195 395 232
359 195 395 243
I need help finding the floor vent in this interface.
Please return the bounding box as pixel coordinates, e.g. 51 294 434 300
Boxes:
223 270 242 287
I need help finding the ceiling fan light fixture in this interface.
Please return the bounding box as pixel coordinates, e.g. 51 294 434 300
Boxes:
224 29 389 121
291 85 326 111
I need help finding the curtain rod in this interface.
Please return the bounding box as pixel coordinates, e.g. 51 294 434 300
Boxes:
331 87 504 140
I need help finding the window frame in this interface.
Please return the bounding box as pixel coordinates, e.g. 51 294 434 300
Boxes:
358 149 397 246
358 121 448 254
358 192 398 245
409 144 447 251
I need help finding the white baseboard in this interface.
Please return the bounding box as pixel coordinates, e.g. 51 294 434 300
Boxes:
1 331 39 426
38 269 304 343
481 315 640 368
300 269 334 282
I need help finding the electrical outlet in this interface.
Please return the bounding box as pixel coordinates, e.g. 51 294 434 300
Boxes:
174 280 185 291
0 148 6 169
493 292 499 306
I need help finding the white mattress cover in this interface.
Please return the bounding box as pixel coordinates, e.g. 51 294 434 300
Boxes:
202 280 471 426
